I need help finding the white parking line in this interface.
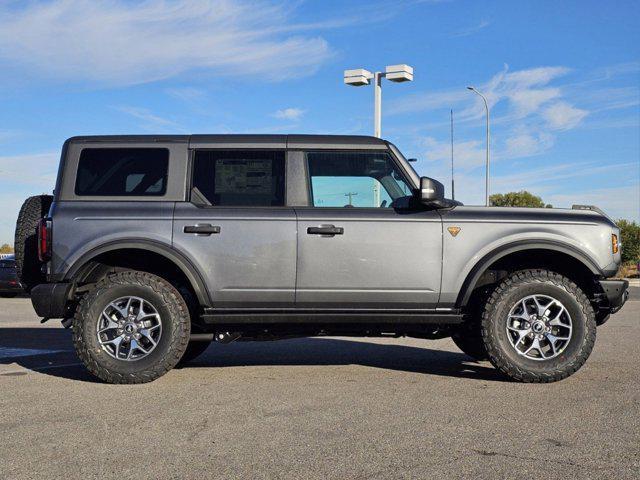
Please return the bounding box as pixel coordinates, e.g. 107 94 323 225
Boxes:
0 362 83 377
0 347 67 360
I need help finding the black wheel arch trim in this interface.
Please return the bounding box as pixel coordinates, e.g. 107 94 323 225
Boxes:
456 240 603 307
63 239 211 307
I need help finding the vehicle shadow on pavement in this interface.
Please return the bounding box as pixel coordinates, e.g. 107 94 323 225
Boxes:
184 338 507 382
0 328 506 383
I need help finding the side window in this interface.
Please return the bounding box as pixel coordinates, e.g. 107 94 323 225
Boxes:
192 150 286 206
75 148 169 196
306 151 412 208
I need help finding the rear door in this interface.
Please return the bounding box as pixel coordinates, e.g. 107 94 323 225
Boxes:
172 148 297 308
294 150 442 309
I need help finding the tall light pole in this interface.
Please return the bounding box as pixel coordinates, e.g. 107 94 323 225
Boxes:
344 64 414 138
467 86 491 206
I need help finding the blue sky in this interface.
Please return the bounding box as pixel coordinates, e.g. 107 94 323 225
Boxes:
0 0 638 244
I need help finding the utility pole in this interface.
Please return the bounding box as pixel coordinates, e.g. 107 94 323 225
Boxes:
344 192 358 206
450 109 455 200
467 86 491 206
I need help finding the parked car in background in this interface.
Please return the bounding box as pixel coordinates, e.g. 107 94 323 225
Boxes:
0 255 23 297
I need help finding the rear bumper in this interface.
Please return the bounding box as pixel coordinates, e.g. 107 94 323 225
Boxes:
0 280 23 293
598 279 629 313
31 282 72 318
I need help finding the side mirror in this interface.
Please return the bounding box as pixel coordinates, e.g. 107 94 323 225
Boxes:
417 176 445 206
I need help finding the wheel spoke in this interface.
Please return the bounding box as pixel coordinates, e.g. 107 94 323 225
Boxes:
139 329 157 347
524 338 541 356
98 313 120 334
100 334 125 358
549 307 568 327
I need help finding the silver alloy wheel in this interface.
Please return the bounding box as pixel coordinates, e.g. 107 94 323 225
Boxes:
97 296 162 361
506 294 572 361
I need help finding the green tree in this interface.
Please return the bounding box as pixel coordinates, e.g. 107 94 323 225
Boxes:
0 243 14 254
489 191 552 208
617 219 640 265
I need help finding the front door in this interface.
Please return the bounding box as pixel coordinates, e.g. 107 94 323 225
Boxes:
173 149 297 308
295 150 442 309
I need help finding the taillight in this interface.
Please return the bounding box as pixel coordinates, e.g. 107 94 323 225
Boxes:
37 218 52 262
612 233 619 254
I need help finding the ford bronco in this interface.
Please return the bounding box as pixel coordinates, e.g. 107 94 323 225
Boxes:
15 134 628 383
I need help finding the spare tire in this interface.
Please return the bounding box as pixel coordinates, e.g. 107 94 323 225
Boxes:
14 195 53 293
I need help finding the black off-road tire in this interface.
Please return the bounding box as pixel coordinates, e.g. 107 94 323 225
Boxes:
14 195 53 293
179 341 211 365
72 271 190 384
482 269 596 383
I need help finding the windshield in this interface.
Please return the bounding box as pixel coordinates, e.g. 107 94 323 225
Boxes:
388 143 420 188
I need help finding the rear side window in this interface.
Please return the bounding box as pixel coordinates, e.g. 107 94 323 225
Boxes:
192 150 285 206
75 148 169 196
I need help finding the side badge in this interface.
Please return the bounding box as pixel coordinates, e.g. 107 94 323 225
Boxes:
447 226 461 237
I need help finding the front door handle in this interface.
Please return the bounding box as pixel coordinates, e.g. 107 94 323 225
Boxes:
307 225 344 236
184 224 221 235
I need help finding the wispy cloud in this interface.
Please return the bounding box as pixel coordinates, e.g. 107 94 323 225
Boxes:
395 64 596 165
0 0 335 86
450 19 491 38
542 102 588 130
272 107 305 121
166 87 207 103
114 106 184 132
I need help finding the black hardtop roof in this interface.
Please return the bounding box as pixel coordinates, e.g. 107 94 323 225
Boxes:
66 134 388 148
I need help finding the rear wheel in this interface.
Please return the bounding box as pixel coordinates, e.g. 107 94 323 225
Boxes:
14 195 53 293
482 269 596 383
72 271 190 384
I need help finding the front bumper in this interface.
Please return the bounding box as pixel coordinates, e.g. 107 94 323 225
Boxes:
31 282 72 318
598 279 629 314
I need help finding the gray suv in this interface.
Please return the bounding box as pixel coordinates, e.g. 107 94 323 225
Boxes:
15 134 628 384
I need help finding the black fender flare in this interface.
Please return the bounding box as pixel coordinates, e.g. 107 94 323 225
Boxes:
456 240 603 307
64 239 211 307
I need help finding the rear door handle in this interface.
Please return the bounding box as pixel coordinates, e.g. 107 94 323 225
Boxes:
184 224 221 235
307 225 344 236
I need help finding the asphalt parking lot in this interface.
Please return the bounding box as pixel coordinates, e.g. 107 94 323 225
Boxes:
1 290 638 480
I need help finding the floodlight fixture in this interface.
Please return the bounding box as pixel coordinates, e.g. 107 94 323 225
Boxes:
385 64 414 83
343 64 415 137
344 69 373 86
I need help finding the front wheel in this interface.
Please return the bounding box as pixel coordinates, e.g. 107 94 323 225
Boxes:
482 269 596 383
72 271 190 384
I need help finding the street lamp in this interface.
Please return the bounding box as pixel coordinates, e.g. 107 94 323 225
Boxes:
467 86 491 206
344 64 414 138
